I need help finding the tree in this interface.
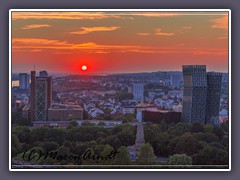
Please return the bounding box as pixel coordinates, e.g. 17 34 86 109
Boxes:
115 146 131 165
83 109 89 120
167 122 191 136
160 119 167 132
124 113 136 122
191 122 204 133
138 143 155 165
152 132 169 156
192 145 228 165
204 125 214 133
12 126 30 144
12 134 22 157
100 145 115 165
82 148 96 165
12 110 30 126
46 128 65 144
174 133 202 156
213 126 224 140
98 121 106 126
169 154 192 165
68 120 78 128
42 141 59 152
30 126 48 143
55 145 71 165
116 127 135 146
220 120 229 133
133 108 137 118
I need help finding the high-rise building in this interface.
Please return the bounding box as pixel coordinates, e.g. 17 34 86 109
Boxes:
35 76 52 121
170 72 183 88
30 71 36 121
206 72 222 125
19 73 29 90
39 70 48 77
30 70 52 121
181 65 208 124
132 83 144 101
181 65 222 125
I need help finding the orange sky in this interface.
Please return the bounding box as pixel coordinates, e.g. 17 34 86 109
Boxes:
11 11 229 74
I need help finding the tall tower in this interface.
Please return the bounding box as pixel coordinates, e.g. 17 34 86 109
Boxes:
19 73 29 90
35 74 52 121
206 72 222 125
132 83 144 101
30 71 36 122
181 65 207 124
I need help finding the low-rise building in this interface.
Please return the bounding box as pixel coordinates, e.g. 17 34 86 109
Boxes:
142 110 181 124
122 103 158 115
32 121 70 128
48 104 83 121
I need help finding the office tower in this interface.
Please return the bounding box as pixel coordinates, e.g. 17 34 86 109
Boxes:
132 83 144 101
170 72 183 88
206 72 222 125
30 71 36 121
181 65 207 124
30 70 52 121
19 73 29 90
35 76 52 121
39 70 48 77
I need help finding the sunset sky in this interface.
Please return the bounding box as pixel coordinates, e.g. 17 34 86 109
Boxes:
11 11 229 74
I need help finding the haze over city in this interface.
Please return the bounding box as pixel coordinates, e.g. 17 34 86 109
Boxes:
11 11 229 74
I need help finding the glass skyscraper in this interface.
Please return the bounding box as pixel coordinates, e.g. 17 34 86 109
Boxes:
181 65 222 125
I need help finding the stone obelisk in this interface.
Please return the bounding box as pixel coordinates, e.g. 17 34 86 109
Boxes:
135 122 145 153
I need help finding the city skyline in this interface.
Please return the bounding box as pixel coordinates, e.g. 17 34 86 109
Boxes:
11 11 229 74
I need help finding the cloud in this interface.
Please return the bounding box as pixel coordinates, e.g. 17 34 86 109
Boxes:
193 50 227 56
30 49 43 52
209 15 228 29
181 26 192 29
12 11 229 21
137 32 150 36
154 28 175 36
21 24 51 30
175 44 185 46
209 15 228 40
70 26 120 35
12 12 125 20
12 38 227 56
114 12 228 17
12 38 70 47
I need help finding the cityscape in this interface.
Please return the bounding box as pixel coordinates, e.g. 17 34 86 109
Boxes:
11 10 229 170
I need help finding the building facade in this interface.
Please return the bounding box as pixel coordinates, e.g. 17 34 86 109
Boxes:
181 65 208 124
35 76 52 121
30 70 52 121
19 73 29 90
48 105 83 121
181 65 222 125
142 110 181 124
206 72 222 125
132 83 144 101
30 71 36 121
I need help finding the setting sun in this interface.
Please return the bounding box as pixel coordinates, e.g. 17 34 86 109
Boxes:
82 65 87 71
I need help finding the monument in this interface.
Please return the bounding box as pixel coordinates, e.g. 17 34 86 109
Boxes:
128 122 145 160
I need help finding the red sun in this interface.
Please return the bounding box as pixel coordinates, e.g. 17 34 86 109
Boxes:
81 65 87 71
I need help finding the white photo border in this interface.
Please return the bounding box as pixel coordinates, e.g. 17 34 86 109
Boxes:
9 9 231 172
